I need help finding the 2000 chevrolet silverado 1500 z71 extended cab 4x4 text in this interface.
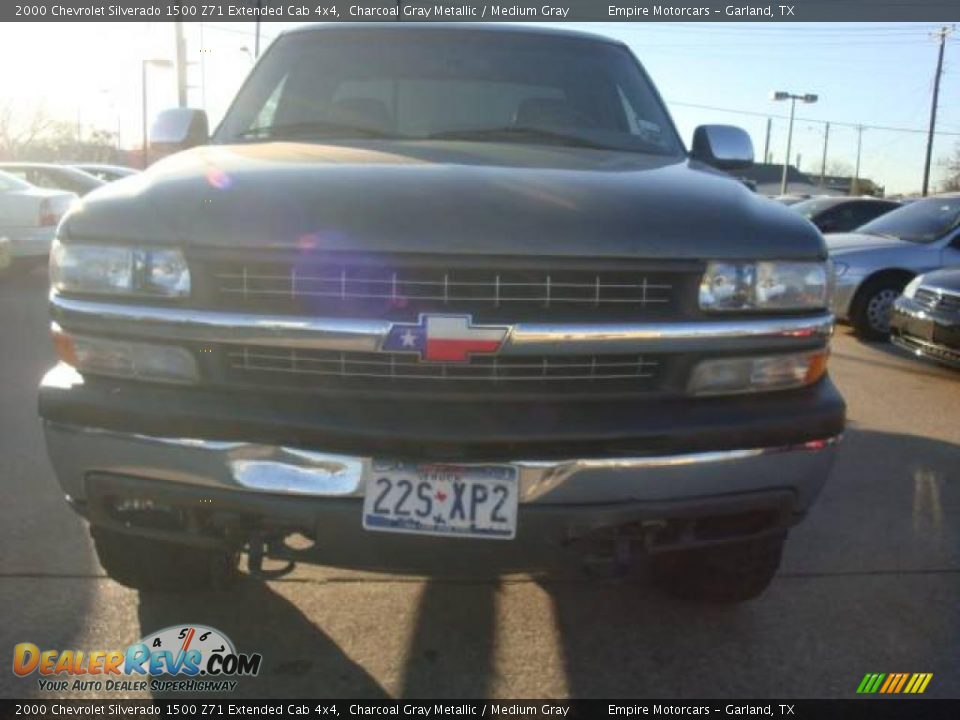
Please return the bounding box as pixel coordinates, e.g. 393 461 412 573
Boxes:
39 24 843 603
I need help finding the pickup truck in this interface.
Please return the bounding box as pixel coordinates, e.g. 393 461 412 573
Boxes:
39 24 844 603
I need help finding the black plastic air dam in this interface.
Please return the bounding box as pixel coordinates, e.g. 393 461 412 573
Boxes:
38 366 845 460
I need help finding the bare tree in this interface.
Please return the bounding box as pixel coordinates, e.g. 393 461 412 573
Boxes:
0 101 60 160
940 143 960 192
824 160 854 178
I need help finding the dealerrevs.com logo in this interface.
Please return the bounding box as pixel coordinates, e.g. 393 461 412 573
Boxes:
13 624 261 693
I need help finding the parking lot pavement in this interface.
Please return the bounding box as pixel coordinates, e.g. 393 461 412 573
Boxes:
1 268 958 699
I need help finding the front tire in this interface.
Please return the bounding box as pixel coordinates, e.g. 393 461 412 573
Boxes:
91 526 239 592
651 534 786 604
850 277 908 341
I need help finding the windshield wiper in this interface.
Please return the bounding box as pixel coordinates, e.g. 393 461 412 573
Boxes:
236 121 395 140
426 126 620 151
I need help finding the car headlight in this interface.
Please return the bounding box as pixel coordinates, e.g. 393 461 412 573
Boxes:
50 239 190 297
901 275 924 300
699 261 829 312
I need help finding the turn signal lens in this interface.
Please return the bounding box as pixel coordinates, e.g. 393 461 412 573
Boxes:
49 326 198 385
689 349 829 396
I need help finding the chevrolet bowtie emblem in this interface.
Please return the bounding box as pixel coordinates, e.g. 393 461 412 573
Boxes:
382 314 509 363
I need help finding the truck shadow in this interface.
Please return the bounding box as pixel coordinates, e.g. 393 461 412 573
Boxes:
137 427 958 698
136 579 391 699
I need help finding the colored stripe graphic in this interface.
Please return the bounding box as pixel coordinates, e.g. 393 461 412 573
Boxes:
857 673 933 694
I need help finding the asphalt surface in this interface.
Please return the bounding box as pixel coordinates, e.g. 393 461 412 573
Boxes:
1 267 958 700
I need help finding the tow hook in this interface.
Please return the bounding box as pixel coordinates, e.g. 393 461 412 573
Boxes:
582 533 635 578
247 532 296 580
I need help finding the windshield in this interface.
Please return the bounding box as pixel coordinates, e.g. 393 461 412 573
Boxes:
0 169 30 192
856 196 960 243
216 29 683 156
791 197 841 219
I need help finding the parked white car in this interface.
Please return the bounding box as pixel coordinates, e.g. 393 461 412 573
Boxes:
0 169 76 270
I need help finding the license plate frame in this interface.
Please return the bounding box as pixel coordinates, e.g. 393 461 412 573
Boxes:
362 461 518 540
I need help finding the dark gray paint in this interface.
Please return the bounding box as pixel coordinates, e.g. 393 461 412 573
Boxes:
64 140 825 261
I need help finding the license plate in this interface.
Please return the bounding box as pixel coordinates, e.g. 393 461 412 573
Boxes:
363 462 518 540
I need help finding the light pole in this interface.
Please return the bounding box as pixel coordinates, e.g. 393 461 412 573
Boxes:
771 91 818 195
141 58 174 168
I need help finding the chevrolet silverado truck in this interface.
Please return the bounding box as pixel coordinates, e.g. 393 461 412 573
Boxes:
39 24 844 602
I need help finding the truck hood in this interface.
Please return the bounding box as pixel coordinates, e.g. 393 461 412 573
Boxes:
64 141 824 260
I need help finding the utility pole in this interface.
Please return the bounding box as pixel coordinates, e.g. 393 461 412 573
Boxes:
763 118 772 165
853 125 864 195
254 1 264 57
819 122 830 187
175 21 188 107
199 23 207 110
922 25 954 197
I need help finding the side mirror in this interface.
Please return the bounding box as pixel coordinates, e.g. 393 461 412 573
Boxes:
150 108 209 154
691 125 754 170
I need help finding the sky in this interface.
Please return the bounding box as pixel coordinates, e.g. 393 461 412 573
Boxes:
1 21 959 194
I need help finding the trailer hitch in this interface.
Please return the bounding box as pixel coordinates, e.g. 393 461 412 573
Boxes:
246 532 297 580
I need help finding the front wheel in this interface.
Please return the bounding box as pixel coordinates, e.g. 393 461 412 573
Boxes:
651 534 786 604
850 277 908 341
91 526 239 592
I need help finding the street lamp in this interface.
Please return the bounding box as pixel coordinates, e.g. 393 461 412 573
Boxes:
770 91 818 194
142 58 174 168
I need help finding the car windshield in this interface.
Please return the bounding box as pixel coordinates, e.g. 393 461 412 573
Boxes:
856 196 960 243
0 169 30 191
216 29 684 156
791 197 841 219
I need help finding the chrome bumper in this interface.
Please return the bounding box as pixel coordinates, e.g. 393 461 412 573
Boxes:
44 422 840 511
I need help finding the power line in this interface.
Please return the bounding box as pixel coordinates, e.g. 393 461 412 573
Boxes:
667 100 960 137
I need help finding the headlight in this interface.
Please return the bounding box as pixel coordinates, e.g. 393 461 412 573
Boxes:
52 325 198 384
50 240 190 297
901 275 924 300
699 261 829 312
688 350 829 396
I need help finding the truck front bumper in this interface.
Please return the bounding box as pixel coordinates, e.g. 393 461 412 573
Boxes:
39 363 843 570
42 427 840 572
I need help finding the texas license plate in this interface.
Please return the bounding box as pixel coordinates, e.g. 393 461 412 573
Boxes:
362 462 518 540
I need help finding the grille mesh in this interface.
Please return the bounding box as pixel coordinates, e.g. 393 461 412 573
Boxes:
914 288 960 313
207 261 683 321
226 346 662 391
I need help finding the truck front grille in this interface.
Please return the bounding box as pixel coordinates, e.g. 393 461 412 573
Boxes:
914 288 960 314
202 258 693 322
225 346 664 393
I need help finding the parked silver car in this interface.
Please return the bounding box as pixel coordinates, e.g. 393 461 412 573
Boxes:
828 194 960 339
0 169 76 270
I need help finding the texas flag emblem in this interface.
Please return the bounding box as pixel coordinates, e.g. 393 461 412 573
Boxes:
382 314 510 363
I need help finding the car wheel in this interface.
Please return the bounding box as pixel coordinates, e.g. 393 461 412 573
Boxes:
91 526 239 592
650 533 785 604
850 277 908 341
